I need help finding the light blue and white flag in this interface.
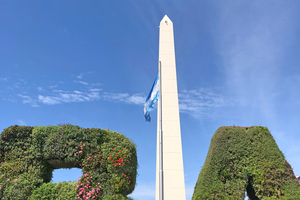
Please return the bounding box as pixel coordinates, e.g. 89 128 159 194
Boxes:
144 73 160 122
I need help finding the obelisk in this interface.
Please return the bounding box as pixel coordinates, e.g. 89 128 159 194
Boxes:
156 15 186 200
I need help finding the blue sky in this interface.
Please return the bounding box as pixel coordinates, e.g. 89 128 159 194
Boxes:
1 1 300 199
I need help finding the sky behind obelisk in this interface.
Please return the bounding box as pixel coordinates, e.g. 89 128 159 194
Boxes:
1 1 300 199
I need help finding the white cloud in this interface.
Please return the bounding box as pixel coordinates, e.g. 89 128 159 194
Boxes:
38 95 62 105
38 91 100 105
2 97 17 102
20 79 27 84
214 1 298 119
0 77 8 81
74 90 83 94
37 87 44 92
102 92 144 105
17 120 26 126
16 84 231 119
76 72 93 80
91 83 102 86
49 85 57 89
102 92 129 101
126 94 145 105
178 88 227 119
37 87 102 105
89 88 102 92
17 94 32 103
11 74 230 119
74 81 89 85
17 94 39 107
87 92 100 100
53 89 67 93
60 93 86 102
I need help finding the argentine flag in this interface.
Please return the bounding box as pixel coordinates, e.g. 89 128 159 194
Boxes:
144 73 160 122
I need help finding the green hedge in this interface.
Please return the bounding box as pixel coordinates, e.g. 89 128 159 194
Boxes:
0 124 137 199
30 182 78 200
193 126 300 200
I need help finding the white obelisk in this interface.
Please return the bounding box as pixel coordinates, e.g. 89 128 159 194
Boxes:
156 15 186 200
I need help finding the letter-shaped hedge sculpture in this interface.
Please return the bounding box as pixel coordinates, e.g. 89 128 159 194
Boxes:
193 126 300 200
0 125 137 200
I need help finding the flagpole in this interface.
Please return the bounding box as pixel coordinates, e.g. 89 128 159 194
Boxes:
159 61 164 200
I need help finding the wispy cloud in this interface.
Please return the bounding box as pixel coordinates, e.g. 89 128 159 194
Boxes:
2 97 17 103
178 88 227 119
127 94 145 105
20 79 27 84
76 72 93 80
53 89 68 93
91 83 102 86
17 120 27 126
212 2 300 175
37 87 44 92
74 80 89 85
17 94 39 107
102 92 145 105
89 88 102 92
87 91 101 100
9 75 231 119
0 77 9 81
17 94 33 104
48 85 57 89
77 73 84 79
214 1 298 119
14 84 230 119
38 95 61 105
38 90 100 105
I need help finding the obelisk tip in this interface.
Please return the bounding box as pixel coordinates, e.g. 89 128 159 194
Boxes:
160 15 172 25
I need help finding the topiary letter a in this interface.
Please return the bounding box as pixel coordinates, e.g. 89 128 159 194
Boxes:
192 126 300 200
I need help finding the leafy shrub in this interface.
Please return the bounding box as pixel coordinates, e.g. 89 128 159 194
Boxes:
29 182 77 200
0 125 137 199
192 126 300 200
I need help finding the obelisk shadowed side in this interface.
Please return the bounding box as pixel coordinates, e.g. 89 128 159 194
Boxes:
156 15 186 200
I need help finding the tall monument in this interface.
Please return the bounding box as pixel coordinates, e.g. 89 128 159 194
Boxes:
156 15 186 200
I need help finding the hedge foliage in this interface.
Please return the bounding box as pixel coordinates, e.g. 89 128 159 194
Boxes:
193 126 300 200
30 181 78 200
0 124 137 199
